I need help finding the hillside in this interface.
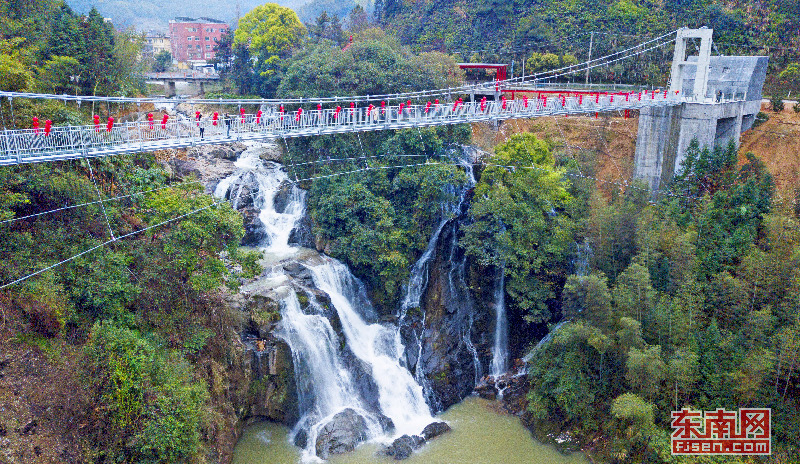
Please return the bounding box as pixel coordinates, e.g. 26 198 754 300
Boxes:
64 0 373 30
376 0 800 93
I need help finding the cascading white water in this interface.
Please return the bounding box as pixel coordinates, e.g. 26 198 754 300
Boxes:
214 143 306 256
278 292 382 462
309 258 435 437
220 143 436 459
279 292 364 417
490 266 509 377
401 218 449 312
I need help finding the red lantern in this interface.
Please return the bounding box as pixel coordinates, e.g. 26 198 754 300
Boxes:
367 104 374 116
256 110 262 124
480 97 486 112
317 103 322 113
334 106 341 119
425 101 432 113
523 95 528 108
106 116 114 132
212 112 219 126
296 107 303 122
240 107 246 123
381 101 386 114
44 120 52 136
279 105 285 114
161 114 169 129
399 103 405 114
148 113 154 129
32 117 40 135
93 114 101 132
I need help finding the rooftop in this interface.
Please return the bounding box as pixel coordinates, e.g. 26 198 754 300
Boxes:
170 17 226 24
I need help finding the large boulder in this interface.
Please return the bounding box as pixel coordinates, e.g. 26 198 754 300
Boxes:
379 434 425 460
421 421 451 441
315 408 369 459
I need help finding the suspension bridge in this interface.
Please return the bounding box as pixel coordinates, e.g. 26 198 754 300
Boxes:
0 29 750 166
0 27 769 290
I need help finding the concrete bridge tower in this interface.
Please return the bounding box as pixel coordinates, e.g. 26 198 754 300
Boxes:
633 28 768 192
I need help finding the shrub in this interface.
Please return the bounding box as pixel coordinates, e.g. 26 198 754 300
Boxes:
84 321 209 463
771 94 785 112
753 111 769 128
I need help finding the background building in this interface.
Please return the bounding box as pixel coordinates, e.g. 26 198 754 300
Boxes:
142 31 171 60
168 17 228 64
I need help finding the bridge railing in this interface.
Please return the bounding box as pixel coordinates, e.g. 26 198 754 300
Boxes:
0 91 686 165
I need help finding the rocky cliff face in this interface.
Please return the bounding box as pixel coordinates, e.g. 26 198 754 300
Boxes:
401 216 496 412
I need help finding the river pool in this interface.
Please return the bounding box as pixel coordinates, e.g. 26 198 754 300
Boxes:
232 396 588 464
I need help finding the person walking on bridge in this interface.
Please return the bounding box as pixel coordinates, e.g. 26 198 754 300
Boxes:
198 113 206 140
224 113 232 138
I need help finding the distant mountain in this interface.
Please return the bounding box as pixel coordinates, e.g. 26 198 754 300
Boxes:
65 0 372 31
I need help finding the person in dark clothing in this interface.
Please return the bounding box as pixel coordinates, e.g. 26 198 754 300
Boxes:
198 114 205 140
224 113 232 138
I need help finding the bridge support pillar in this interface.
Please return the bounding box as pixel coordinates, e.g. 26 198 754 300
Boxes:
635 98 761 194
165 81 177 97
199 82 205 95
634 36 768 195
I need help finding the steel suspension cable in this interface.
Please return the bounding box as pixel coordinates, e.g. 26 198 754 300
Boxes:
0 201 218 290
0 182 196 226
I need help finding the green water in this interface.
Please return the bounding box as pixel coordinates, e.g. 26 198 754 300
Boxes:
232 397 588 464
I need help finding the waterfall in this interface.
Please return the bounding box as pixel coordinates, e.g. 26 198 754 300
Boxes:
401 217 449 312
214 143 306 255
309 258 434 437
278 292 384 461
490 266 508 377
397 152 484 408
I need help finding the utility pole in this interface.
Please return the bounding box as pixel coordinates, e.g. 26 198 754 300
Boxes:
235 0 241 24
585 31 594 85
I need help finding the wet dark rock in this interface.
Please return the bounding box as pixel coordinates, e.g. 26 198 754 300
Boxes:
293 428 308 449
379 434 425 460
406 218 494 412
273 183 293 213
241 215 267 246
377 413 395 433
421 421 451 441
475 377 497 400
315 408 368 459
289 215 315 249
282 262 304 276
391 436 414 460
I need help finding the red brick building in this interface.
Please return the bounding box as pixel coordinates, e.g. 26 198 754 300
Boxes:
168 17 229 64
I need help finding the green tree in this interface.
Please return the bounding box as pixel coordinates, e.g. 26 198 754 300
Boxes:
462 133 575 323
234 3 306 96
561 272 613 328
38 55 81 94
152 50 171 72
625 345 666 399
81 7 116 95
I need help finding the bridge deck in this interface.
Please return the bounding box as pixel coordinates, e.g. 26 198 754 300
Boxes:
0 93 683 166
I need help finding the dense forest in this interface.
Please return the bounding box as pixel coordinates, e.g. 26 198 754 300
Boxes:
1 0 799 463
